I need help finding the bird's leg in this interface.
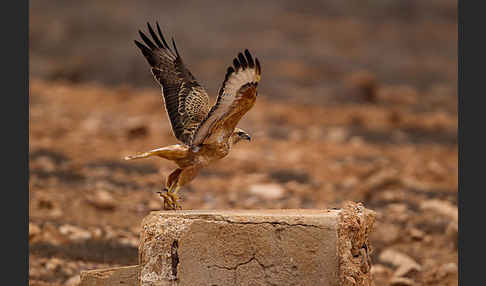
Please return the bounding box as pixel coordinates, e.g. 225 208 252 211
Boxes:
156 187 176 210
156 175 181 210
159 168 183 210
165 165 201 210
166 185 182 210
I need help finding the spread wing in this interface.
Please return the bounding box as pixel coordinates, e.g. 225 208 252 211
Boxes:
134 22 210 145
191 49 261 146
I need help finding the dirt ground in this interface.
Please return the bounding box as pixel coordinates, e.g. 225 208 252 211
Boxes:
29 1 457 285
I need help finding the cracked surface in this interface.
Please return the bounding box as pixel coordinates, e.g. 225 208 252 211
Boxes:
139 207 374 285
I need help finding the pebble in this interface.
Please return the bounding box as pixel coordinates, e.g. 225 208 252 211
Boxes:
64 275 81 286
446 221 458 246
59 224 92 241
45 258 63 271
248 183 285 200
373 223 400 244
370 264 391 276
29 223 41 240
379 249 421 277
408 228 425 240
42 222 67 245
420 199 457 222
389 277 416 286
327 127 348 143
437 262 458 278
88 190 117 210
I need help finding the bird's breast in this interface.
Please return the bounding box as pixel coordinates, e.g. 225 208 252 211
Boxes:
195 143 230 166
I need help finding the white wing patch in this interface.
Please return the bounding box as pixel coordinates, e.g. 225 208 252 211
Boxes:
221 68 255 97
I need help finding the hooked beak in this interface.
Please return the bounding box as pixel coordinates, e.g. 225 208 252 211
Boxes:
242 134 251 142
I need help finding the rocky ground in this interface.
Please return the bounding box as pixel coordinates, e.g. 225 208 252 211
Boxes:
30 1 457 285
29 78 457 285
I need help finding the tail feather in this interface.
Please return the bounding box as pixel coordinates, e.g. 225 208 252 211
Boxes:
124 145 189 162
124 152 149 160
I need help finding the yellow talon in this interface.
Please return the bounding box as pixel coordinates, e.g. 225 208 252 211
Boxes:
167 186 182 210
157 187 182 210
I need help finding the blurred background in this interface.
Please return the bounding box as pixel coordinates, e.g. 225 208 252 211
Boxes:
29 1 458 285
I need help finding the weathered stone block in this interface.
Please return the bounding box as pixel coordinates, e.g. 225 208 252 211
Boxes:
139 202 375 286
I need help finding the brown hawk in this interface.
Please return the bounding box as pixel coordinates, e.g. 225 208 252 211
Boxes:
125 22 261 210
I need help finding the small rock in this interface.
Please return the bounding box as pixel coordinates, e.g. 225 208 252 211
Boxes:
59 224 92 241
446 221 458 247
104 226 118 240
88 190 116 210
358 169 400 200
385 203 410 223
29 223 41 240
248 183 285 200
387 203 408 214
42 222 67 245
437 262 458 279
45 258 63 271
92 228 103 239
408 228 425 240
49 207 63 218
81 117 102 132
348 70 378 102
420 199 457 222
38 196 54 209
119 233 139 247
370 264 392 276
64 274 81 286
373 223 400 244
379 249 421 277
389 277 416 286
342 176 358 188
395 264 420 278
327 127 349 143
36 156 56 172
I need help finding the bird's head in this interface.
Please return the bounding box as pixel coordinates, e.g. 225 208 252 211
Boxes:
231 128 251 144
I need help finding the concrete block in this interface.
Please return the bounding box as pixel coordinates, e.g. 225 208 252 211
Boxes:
139 202 375 286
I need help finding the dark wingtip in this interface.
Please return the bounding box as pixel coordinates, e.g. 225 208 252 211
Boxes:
172 38 180 57
233 58 241 70
139 30 157 50
227 66 235 77
134 40 158 66
237 52 248 68
147 22 164 49
134 40 147 51
156 22 170 49
244 49 255 68
255 58 261 75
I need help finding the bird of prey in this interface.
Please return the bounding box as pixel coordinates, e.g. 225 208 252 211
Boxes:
125 22 261 210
